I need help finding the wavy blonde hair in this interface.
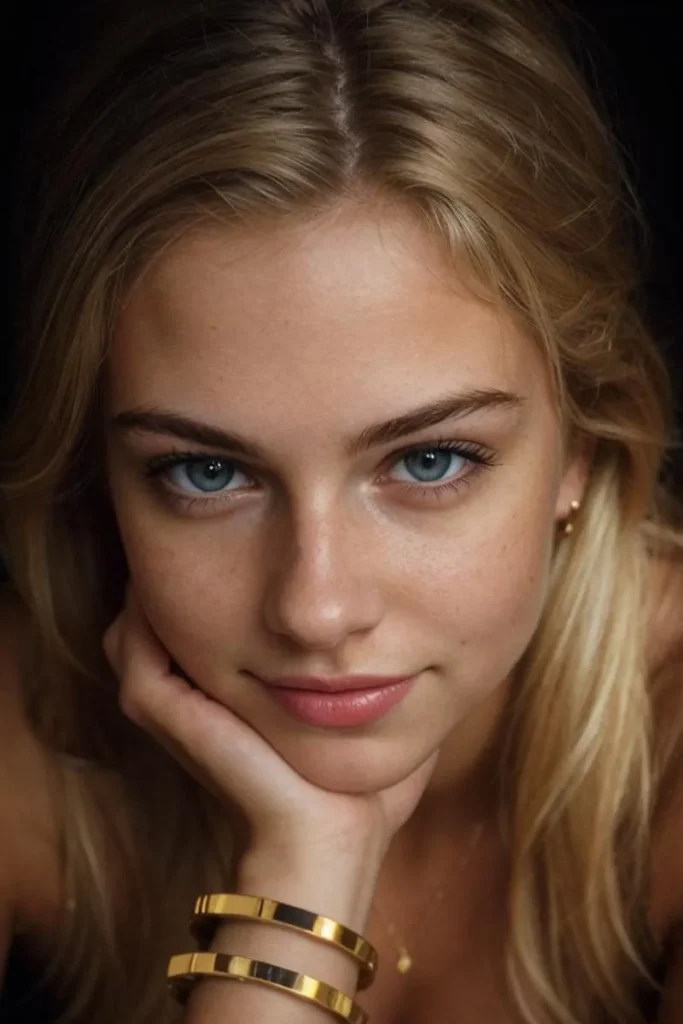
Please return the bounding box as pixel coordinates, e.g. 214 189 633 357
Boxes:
2 0 682 1021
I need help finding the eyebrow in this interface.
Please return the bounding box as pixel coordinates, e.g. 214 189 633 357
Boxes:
112 388 524 460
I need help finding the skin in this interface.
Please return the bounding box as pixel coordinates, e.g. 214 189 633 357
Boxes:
105 199 588 866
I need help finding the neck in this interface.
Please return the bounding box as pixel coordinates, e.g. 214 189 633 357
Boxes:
392 674 512 865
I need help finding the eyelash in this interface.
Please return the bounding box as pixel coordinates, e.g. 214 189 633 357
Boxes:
143 437 498 513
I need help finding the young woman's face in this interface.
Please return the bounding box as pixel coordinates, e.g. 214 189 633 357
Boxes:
106 202 585 793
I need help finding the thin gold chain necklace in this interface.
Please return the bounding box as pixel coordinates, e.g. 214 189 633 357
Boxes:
372 821 485 975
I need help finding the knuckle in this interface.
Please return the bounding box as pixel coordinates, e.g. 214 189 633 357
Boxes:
102 618 122 671
102 631 117 670
118 680 144 724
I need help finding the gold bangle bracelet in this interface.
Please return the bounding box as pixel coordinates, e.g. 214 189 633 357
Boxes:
167 951 368 1024
190 893 378 990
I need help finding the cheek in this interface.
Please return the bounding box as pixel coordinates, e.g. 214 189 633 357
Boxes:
113 502 258 680
416 504 556 677
110 449 560 693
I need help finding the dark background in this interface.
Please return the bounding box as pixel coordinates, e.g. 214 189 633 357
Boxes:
1 6 678 1015
2 0 682 477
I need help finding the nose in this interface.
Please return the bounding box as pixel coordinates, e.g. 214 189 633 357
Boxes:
262 502 384 650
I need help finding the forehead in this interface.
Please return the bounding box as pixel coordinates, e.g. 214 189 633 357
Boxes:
110 204 548 427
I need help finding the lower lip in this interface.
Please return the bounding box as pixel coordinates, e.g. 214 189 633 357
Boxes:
263 678 416 728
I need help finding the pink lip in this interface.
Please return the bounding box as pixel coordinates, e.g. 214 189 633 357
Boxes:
257 674 413 693
260 677 416 728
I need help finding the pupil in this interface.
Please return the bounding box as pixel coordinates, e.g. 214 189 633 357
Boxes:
186 458 232 492
405 450 450 482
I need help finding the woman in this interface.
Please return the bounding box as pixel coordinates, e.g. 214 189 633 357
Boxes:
0 0 681 1021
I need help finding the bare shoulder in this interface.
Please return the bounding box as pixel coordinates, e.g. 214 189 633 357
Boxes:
648 553 683 940
644 552 683 1020
0 583 65 945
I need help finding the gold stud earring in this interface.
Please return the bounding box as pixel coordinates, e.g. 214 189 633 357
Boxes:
561 499 581 536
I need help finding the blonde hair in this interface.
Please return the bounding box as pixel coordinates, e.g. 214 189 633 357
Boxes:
2 0 682 1020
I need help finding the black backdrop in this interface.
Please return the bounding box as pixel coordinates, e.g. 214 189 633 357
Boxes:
0 10 678 1017
2 0 681 480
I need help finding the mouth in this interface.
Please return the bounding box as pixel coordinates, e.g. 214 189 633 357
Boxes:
255 674 418 728
254 672 414 693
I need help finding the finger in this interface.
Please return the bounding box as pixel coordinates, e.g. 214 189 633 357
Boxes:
103 581 135 673
118 592 308 810
102 615 123 674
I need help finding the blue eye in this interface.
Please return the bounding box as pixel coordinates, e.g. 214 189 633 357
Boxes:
176 458 232 492
153 456 246 495
144 438 497 513
392 448 466 485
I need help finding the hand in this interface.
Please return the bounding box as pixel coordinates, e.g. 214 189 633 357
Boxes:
103 586 440 863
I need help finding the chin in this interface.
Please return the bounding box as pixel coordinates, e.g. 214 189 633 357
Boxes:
276 733 429 795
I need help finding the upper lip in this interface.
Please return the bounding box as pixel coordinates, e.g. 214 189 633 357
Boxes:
256 674 414 693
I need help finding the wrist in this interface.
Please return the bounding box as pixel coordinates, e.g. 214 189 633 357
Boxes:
235 841 385 935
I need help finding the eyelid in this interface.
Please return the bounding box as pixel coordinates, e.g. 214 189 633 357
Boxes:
385 436 492 461
144 436 497 508
145 439 493 478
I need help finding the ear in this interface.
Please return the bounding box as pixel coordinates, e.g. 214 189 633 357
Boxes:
554 434 595 523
